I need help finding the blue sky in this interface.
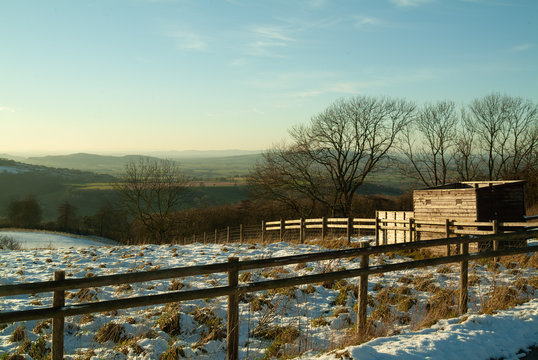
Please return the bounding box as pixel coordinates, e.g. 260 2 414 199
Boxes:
1 0 536 155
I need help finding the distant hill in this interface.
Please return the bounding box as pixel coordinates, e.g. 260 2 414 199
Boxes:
11 152 263 178
23 153 160 175
145 149 262 158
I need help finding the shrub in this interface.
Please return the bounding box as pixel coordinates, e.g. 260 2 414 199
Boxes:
0 235 21 250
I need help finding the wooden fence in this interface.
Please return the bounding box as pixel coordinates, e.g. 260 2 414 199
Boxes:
1 229 537 359
178 216 537 249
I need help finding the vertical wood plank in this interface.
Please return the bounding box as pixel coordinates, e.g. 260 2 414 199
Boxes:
445 219 451 256
52 270 65 360
227 226 230 243
239 224 244 244
261 220 265 243
215 229 218 244
492 219 499 261
322 217 327 242
227 257 239 360
299 218 304 244
459 241 469 314
357 242 369 337
374 217 380 246
280 219 284 242
347 217 352 244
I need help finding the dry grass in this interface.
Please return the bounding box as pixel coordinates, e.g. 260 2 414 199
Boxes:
94 322 126 344
481 285 526 314
9 326 25 343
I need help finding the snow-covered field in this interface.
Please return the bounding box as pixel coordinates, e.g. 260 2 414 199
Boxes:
0 232 537 359
0 230 117 249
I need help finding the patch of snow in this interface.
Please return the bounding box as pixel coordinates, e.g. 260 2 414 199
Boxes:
0 230 117 249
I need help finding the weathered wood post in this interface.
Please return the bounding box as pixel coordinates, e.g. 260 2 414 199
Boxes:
492 219 499 262
227 257 239 360
357 242 369 337
203 232 207 244
239 224 244 243
279 219 284 242
192 234 196 244
374 217 380 246
214 229 218 244
261 220 265 243
52 270 65 360
459 240 469 315
321 217 327 242
346 217 352 244
299 218 304 244
410 218 415 242
445 219 451 256
227 226 231 243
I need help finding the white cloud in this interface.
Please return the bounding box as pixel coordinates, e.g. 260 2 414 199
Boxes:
390 0 434 7
354 16 384 27
512 43 534 52
0 106 15 113
167 31 208 51
247 25 295 57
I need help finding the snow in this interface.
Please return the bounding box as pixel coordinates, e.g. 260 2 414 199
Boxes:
307 300 538 360
0 233 537 359
0 166 27 174
0 230 117 249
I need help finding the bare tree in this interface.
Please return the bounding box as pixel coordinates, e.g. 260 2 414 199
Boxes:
468 93 538 180
249 96 415 217
116 158 190 243
454 109 482 181
397 101 458 187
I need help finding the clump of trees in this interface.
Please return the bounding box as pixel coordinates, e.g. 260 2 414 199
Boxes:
6 195 42 228
250 93 538 218
115 157 191 243
248 96 416 217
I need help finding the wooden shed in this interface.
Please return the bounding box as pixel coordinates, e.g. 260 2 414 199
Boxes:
413 180 526 223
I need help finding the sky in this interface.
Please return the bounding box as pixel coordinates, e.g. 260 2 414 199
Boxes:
1 0 537 155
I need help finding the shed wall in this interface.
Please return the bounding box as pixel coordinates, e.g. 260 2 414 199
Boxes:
413 189 477 221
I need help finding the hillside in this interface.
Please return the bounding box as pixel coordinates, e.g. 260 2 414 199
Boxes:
0 158 118 220
0 235 536 358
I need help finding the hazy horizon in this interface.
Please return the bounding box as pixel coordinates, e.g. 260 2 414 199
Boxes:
1 0 537 154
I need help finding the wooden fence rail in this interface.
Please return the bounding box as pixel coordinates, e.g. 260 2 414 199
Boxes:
178 216 538 247
1 230 537 360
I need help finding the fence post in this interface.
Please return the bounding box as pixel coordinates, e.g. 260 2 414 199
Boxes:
280 219 284 242
374 217 380 246
492 219 499 261
227 257 239 360
239 224 244 243
227 226 231 243
261 220 265 243
52 270 65 360
322 217 327 242
193 234 196 244
357 242 369 337
459 241 469 315
445 219 451 256
203 232 207 244
299 218 304 244
215 229 218 244
347 217 352 244
409 218 414 242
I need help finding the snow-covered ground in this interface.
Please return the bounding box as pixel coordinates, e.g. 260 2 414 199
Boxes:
0 232 537 359
0 230 117 249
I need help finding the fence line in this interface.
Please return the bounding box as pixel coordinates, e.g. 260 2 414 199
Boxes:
177 216 538 247
1 229 537 360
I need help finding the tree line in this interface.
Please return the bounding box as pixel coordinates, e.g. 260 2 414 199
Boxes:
249 93 538 217
2 92 536 244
